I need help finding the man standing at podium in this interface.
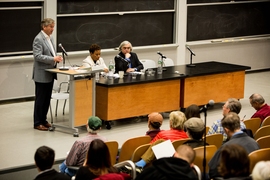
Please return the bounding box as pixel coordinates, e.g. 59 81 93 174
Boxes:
32 18 63 131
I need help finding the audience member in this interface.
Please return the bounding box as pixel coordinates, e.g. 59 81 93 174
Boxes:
208 98 246 141
82 44 109 73
208 112 260 179
151 111 188 143
34 146 70 180
218 144 251 180
145 112 163 140
75 139 131 180
249 93 270 123
60 116 106 177
133 111 188 172
252 161 270 180
135 145 198 180
114 40 143 73
183 117 209 148
185 104 201 120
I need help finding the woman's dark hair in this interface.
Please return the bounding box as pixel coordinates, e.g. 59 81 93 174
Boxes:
85 139 116 176
185 104 200 120
218 144 250 178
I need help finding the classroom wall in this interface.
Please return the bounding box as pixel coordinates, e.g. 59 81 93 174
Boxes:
0 0 270 101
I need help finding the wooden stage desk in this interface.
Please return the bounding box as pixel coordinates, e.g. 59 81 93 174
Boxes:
96 61 250 122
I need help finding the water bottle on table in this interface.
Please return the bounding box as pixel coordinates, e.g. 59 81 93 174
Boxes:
157 57 163 74
108 59 115 79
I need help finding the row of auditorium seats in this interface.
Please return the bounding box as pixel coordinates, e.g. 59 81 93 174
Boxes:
243 116 270 139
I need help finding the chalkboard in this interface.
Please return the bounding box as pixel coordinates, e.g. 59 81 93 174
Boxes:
0 2 42 57
57 0 174 14
187 1 270 41
57 12 174 52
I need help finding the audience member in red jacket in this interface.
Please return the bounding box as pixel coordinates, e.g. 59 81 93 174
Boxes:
133 111 188 172
249 93 270 123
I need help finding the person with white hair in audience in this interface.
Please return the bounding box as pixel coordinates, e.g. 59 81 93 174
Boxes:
252 161 270 180
131 111 188 173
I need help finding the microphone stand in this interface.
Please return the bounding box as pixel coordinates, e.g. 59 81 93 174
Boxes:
59 51 69 71
187 52 196 67
202 106 207 180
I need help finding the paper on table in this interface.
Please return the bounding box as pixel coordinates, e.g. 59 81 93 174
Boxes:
92 65 104 71
151 140 175 159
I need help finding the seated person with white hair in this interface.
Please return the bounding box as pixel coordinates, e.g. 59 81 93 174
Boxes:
114 40 143 73
59 116 106 177
252 161 270 180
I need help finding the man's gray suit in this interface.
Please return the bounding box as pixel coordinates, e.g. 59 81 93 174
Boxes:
32 31 56 127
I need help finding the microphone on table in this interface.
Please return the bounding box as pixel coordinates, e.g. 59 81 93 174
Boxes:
157 51 166 59
186 45 196 56
116 55 129 66
200 100 215 113
58 43 68 56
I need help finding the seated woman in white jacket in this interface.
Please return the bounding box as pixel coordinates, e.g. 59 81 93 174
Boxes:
82 44 109 73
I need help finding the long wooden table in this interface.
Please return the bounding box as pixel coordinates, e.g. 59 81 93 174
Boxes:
47 61 250 132
96 61 250 122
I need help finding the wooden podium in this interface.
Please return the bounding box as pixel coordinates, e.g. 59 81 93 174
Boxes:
46 68 102 136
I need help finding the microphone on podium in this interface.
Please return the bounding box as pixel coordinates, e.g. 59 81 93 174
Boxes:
186 45 196 56
116 55 130 66
157 51 166 58
58 43 68 56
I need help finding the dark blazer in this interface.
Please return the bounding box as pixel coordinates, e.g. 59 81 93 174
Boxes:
208 132 260 179
114 52 144 73
34 169 71 180
32 31 56 83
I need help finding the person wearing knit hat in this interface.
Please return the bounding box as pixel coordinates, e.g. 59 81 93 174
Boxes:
146 112 164 140
59 116 106 177
183 117 209 148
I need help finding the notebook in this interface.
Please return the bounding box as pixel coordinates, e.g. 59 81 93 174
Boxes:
151 140 175 159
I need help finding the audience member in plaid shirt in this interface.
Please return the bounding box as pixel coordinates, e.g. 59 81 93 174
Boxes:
59 116 106 177
207 98 246 141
